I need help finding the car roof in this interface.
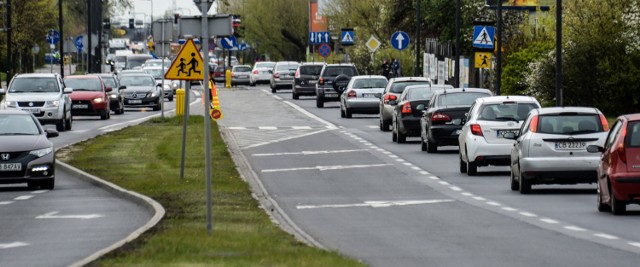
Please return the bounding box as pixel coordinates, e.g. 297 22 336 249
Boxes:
323 63 355 67
389 77 429 83
475 95 538 104
233 65 251 68
433 88 493 95
299 62 325 66
623 114 640 121
15 73 58 78
64 75 100 79
275 61 298 65
351 75 387 80
534 107 601 115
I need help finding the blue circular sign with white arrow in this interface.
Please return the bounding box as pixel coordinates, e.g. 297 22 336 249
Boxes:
46 29 60 44
390 31 410 51
75 35 83 52
221 36 237 49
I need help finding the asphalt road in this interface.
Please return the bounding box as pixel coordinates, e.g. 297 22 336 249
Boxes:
0 90 200 267
217 84 640 267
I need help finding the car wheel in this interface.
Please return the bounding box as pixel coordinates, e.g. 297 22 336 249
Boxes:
345 108 352 118
119 103 125 115
65 112 72 130
380 118 391 132
56 113 66 132
397 125 406 143
100 110 109 120
316 96 324 108
168 96 174 102
153 101 161 111
467 159 477 176
40 178 55 190
519 169 531 194
392 127 398 142
340 107 346 118
597 181 609 212
421 138 427 151
271 86 277 93
610 181 626 215
459 154 467 173
250 82 255 87
510 165 519 191
426 138 437 153
292 91 299 100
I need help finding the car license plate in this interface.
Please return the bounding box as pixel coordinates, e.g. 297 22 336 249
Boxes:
363 93 377 98
128 99 142 104
325 93 338 98
309 80 317 84
21 108 41 114
73 104 88 109
0 163 21 171
497 130 519 138
555 141 586 150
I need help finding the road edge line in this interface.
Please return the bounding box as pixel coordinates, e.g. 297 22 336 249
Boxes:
282 100 337 129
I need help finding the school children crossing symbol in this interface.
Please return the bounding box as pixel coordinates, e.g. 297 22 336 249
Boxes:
472 26 495 49
165 39 204 81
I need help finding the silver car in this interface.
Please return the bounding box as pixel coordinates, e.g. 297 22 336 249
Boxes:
250 61 276 86
142 66 174 101
379 77 430 131
339 75 388 118
270 61 299 92
506 107 609 194
231 65 252 86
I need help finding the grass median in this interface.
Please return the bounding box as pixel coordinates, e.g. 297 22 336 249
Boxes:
58 115 363 266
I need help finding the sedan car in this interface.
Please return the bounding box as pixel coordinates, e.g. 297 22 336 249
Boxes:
213 65 228 84
230 65 252 86
506 107 609 194
421 88 493 153
391 84 453 143
250 61 276 86
64 75 112 120
0 109 58 189
143 66 174 101
118 74 163 111
96 73 125 115
379 77 431 131
339 75 388 118
293 62 324 99
587 114 640 214
458 96 540 176
270 61 299 93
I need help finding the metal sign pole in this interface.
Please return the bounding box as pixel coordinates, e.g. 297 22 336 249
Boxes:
160 21 165 120
180 82 190 179
200 0 213 235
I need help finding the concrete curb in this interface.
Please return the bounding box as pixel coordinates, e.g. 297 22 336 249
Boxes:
219 126 326 249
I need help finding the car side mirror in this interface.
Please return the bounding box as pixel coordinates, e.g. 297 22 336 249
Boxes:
388 100 397 106
268 70 273 74
416 104 425 111
587 145 604 153
45 128 59 138
63 87 73 94
119 85 127 90
105 87 113 92
503 132 517 140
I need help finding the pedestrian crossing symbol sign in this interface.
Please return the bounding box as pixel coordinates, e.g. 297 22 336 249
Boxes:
341 29 354 46
472 26 495 50
165 39 204 81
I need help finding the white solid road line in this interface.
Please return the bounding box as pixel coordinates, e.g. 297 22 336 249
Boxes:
252 149 368 157
262 163 391 173
243 129 332 149
36 211 104 220
297 199 455 210
282 100 338 129
0 242 29 249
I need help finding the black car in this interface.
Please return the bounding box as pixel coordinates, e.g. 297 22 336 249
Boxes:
118 74 163 111
292 62 324 100
315 63 359 108
391 85 447 143
420 88 493 153
0 110 59 189
96 73 125 115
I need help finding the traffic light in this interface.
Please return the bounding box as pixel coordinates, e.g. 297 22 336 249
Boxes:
129 18 135 29
174 13 180 24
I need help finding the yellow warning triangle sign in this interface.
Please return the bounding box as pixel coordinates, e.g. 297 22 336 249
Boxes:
165 39 204 81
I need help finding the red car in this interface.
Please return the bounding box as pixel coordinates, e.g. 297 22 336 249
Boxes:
588 114 640 215
63 75 112 120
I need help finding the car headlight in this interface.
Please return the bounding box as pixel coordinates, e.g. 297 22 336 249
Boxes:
4 101 16 108
93 98 104 103
163 85 170 90
45 100 60 108
109 94 117 99
30 147 53 158
149 91 158 97
172 82 179 88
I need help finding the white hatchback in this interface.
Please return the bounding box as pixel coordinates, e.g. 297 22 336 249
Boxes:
458 95 541 176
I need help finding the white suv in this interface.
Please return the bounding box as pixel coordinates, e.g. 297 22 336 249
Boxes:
0 73 73 131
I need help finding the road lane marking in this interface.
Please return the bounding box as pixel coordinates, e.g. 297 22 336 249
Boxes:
31 190 48 194
450 186 463 192
594 233 619 240
14 195 33 200
0 201 13 205
473 196 486 201
501 207 517 212
540 218 559 224
629 242 640 249
252 149 368 157
36 211 104 220
272 95 283 100
486 201 501 206
419 171 429 175
411 167 421 170
258 126 278 130
297 199 455 210
461 192 474 197
243 129 333 149
262 164 391 173
367 125 378 129
564 226 587 232
292 126 312 130
0 242 29 249
228 127 247 130
519 212 537 217
438 181 450 185
402 163 412 166
282 100 337 129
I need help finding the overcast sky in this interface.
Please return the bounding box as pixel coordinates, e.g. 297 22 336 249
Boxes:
124 0 218 22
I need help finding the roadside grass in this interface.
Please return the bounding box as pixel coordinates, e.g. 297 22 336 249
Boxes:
58 115 363 267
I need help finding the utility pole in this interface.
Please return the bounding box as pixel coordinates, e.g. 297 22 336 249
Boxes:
6 0 11 86
59 0 64 77
556 0 563 107
454 0 460 87
414 0 421 76
496 0 502 95
87 0 92 73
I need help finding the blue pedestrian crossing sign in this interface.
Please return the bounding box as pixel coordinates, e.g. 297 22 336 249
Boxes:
391 31 410 51
473 26 495 49
221 36 237 49
310 32 330 44
341 29 354 46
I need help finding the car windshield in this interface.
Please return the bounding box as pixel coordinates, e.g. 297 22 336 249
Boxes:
64 78 102 91
352 78 388 89
0 114 40 135
406 87 435 100
323 67 357 77
233 66 252 72
119 76 155 87
127 57 150 69
145 60 168 68
144 69 164 79
626 121 640 147
538 114 605 135
478 103 539 122
438 92 490 106
277 64 298 71
9 77 59 93
300 66 323 75
255 62 275 69
389 81 428 93
101 77 117 88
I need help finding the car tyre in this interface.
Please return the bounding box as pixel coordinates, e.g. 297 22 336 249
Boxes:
292 91 299 100
459 154 467 173
100 110 109 120
340 108 346 118
426 138 437 153
519 170 531 194
597 181 609 212
153 101 161 111
380 118 391 132
421 138 427 151
510 166 519 191
610 182 626 215
397 128 406 143
467 160 477 176
168 96 174 102
65 112 72 131
316 96 324 108
392 128 398 142
345 108 352 118
56 112 67 132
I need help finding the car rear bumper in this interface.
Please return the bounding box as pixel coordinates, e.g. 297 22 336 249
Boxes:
465 138 514 166
398 116 421 136
610 173 640 201
251 74 271 83
520 156 599 183
293 85 317 95
345 99 380 110
231 77 251 84
429 125 462 146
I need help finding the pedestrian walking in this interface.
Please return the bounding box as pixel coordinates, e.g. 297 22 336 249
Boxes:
381 58 391 79
391 58 401 78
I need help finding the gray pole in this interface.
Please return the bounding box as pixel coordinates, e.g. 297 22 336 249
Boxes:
199 0 213 235
454 0 460 87
414 0 421 76
59 0 64 77
180 82 190 179
496 0 502 95
160 21 165 120
6 0 11 86
87 0 92 73
556 0 562 107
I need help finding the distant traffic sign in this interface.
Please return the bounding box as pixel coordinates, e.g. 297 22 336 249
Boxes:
473 26 495 49
318 43 331 58
341 29 354 46
178 38 200 45
220 36 237 49
310 31 330 44
165 39 204 81
391 31 409 51
238 42 248 51
365 36 381 52
46 29 60 44
74 35 83 52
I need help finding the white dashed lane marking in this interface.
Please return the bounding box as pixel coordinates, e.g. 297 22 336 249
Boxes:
0 201 13 205
14 195 33 200
594 233 619 240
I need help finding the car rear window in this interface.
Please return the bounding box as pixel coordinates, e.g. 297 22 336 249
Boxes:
407 87 435 100
437 92 490 106
389 81 428 93
300 65 323 75
478 102 539 122
352 78 387 89
233 66 252 72
323 67 357 77
626 121 640 147
255 62 275 69
538 114 605 135
277 64 298 71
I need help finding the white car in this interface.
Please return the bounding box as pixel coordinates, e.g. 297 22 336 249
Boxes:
250 61 276 86
339 75 388 118
458 95 541 176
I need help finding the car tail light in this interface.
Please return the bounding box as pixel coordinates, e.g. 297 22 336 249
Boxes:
619 125 627 163
274 73 280 78
347 90 356 98
253 70 259 74
431 112 451 122
319 77 324 85
295 69 300 79
401 102 412 114
471 124 483 136
529 115 539 132
599 114 609 131
383 94 397 104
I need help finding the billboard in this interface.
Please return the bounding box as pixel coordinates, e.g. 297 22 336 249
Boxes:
486 0 553 10
310 0 327 32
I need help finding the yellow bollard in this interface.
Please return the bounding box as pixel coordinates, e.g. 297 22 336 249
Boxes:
176 88 185 116
225 69 232 88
